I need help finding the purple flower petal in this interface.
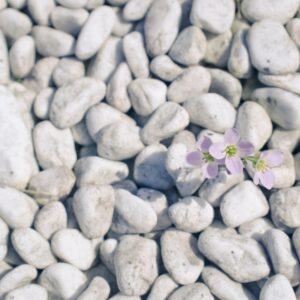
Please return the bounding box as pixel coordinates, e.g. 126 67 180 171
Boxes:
209 142 225 159
197 136 212 152
225 156 244 174
186 151 202 166
259 170 274 190
202 162 218 179
253 172 260 185
238 141 255 157
261 150 284 168
224 128 240 145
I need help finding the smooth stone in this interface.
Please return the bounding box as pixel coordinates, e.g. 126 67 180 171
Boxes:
141 102 189 144
9 36 35 79
198 169 245 207
7 0 26 9
11 228 56 269
172 130 197 151
27 0 55 25
167 66 211 104
268 128 300 152
39 263 87 299
32 26 76 57
112 189 157 234
51 7 89 36
169 26 206 66
258 72 300 95
228 29 253 79
0 31 9 84
33 121 77 169
85 0 104 9
183 93 236 133
260 275 297 300
270 187 300 231
115 235 158 296
247 20 299 74
71 120 93 146
123 31 149 78
76 6 115 60
137 188 172 231
147 274 178 300
50 77 106 129
73 185 115 239
144 0 181 57
99 239 118 274
198 226 270 282
88 36 124 83
204 30 233 67
241 0 300 24
0 265 37 298
34 202 67 240
235 101 273 150
165 143 205 196
33 88 55 120
169 283 213 300
238 218 274 242
169 196 214 233
56 0 88 8
51 229 95 271
24 57 59 92
109 294 141 300
0 8 32 42
52 58 85 87
106 62 132 113
134 144 174 190
123 0 154 21
0 187 38 229
86 103 134 141
208 68 242 107
5 284 48 300
161 229 204 285
252 88 300 129
113 180 138 194
78 277 110 300
28 167 75 205
128 78 167 116
220 181 269 228
75 156 128 187
106 0 128 5
97 122 144 161
202 266 256 300
149 55 183 82
190 0 234 34
112 8 134 37
0 87 37 188
295 153 300 180
263 229 300 286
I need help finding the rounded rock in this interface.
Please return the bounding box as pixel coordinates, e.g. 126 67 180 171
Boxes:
32 26 76 57
34 201 67 240
56 0 88 8
5 284 48 300
167 66 211 104
77 277 110 300
27 0 55 26
76 6 115 60
161 229 204 285
51 229 95 271
12 228 56 269
147 274 178 300
33 121 77 169
50 77 106 129
114 235 159 296
33 88 55 120
183 93 236 133
247 20 299 75
123 0 154 21
73 185 115 239
169 283 214 300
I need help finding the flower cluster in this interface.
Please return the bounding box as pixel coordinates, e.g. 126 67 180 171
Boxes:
186 128 284 190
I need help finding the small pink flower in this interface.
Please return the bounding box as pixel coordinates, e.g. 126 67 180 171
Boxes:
253 150 284 190
209 128 254 175
186 136 221 179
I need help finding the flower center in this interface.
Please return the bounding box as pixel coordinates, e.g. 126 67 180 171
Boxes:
255 159 268 172
225 144 237 157
202 151 215 163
